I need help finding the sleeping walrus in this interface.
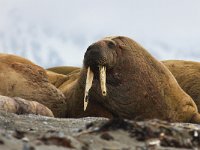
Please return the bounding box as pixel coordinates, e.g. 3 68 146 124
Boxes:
47 66 80 75
163 60 200 112
46 67 80 88
0 54 66 117
63 36 200 123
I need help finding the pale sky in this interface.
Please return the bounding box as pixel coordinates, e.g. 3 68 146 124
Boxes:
0 0 200 67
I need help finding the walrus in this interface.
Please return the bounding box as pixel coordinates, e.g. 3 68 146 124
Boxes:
47 66 80 75
0 53 66 117
46 68 80 88
46 70 68 88
63 36 200 123
162 60 200 112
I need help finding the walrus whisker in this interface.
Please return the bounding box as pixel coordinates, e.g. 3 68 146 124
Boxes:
84 67 94 111
99 65 107 96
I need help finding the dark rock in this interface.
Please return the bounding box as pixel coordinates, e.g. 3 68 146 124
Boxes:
100 132 114 141
39 136 74 148
13 129 26 139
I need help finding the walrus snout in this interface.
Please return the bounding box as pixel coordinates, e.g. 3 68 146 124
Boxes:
84 46 108 70
84 39 117 70
83 44 108 111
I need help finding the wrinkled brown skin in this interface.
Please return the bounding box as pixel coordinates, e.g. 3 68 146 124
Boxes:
45 69 79 94
47 66 80 75
46 70 68 88
46 66 81 91
163 60 200 112
64 36 200 123
0 95 54 117
0 54 66 117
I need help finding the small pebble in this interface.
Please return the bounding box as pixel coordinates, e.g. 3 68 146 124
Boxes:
22 137 29 142
146 138 160 146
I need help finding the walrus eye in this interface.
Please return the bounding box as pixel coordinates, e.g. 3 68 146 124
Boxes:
107 41 116 49
86 45 92 52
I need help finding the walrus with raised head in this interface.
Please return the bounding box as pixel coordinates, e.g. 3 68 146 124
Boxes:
0 54 66 117
63 36 200 123
163 60 200 112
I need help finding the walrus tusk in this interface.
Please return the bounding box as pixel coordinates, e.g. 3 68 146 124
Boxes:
99 66 107 96
84 67 94 111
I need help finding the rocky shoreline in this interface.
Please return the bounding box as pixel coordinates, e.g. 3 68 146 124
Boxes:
0 111 199 150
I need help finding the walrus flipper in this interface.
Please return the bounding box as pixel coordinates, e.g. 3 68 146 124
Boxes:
0 95 54 117
190 113 200 124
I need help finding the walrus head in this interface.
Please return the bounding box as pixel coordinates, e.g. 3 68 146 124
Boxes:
83 37 118 110
83 36 136 112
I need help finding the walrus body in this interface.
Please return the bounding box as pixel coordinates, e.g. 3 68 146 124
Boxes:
46 67 80 88
47 66 80 75
0 54 66 117
46 70 68 88
163 60 200 112
64 36 200 123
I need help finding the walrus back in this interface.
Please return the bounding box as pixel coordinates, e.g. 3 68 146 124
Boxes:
0 54 66 117
163 60 200 112
107 36 199 122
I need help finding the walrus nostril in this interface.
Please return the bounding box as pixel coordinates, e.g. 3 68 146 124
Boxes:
97 57 107 65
